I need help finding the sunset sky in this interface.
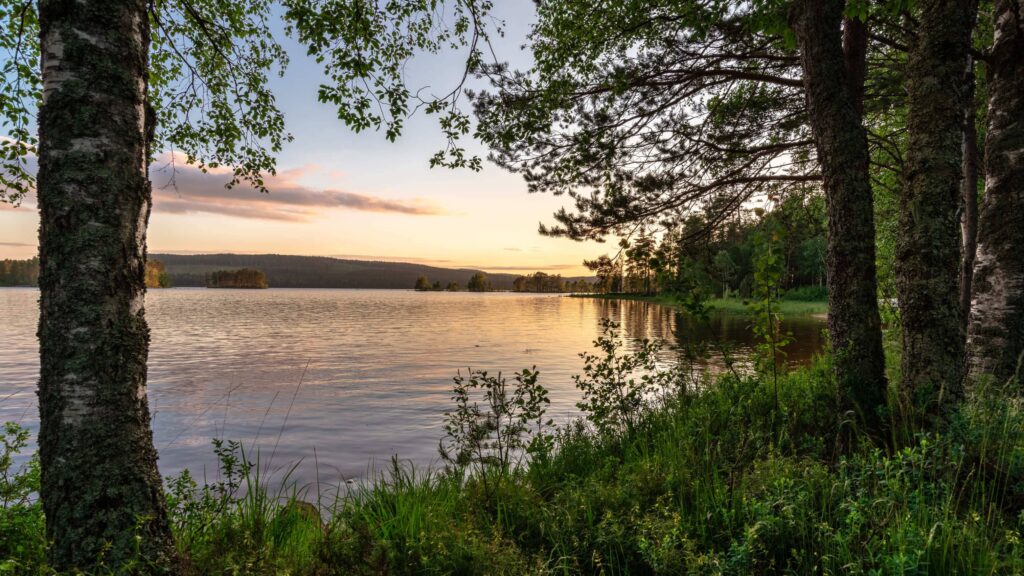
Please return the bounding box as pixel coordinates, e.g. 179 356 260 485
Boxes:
0 1 606 276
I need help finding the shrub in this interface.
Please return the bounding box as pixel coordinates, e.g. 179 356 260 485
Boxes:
574 319 681 435
0 422 45 572
439 367 553 499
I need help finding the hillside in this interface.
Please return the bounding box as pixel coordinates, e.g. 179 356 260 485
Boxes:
150 253 562 290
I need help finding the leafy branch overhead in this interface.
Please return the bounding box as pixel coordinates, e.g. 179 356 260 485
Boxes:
0 1 39 204
469 1 928 243
0 0 289 200
472 1 816 242
0 0 497 206
284 0 499 170
149 0 291 192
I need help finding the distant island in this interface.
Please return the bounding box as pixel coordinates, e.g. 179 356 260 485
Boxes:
414 271 493 292
206 268 268 289
144 260 171 288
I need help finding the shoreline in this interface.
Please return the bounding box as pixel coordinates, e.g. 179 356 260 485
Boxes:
568 292 829 316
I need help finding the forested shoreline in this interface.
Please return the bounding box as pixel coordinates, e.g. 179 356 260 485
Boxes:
0 258 38 287
582 196 828 302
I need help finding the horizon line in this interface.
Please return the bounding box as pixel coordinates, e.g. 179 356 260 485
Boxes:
144 251 591 276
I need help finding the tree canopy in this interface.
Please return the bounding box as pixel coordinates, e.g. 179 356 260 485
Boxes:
472 1 815 242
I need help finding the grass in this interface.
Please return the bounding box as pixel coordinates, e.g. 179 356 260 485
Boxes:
572 292 829 316
705 297 827 316
3 344 1023 574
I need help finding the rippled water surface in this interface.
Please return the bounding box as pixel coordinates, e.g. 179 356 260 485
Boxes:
0 288 823 487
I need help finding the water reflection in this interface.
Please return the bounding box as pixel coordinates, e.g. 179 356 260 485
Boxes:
0 288 824 490
589 297 826 370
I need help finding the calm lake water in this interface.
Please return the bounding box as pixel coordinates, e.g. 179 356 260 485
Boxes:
0 288 824 489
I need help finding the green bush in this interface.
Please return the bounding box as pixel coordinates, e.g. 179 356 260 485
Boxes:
0 423 46 574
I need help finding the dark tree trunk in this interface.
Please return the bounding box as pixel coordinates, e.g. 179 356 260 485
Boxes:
960 56 980 332
966 0 1024 385
37 0 176 571
842 15 867 115
897 0 978 423
790 1 888 440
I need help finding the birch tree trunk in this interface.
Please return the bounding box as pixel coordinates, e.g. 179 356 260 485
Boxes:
966 0 1024 385
790 0 888 440
897 0 978 423
37 0 176 570
960 57 980 332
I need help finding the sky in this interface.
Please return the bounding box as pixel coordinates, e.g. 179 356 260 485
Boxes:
0 1 606 276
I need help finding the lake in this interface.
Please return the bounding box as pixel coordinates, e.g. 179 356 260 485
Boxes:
0 288 824 489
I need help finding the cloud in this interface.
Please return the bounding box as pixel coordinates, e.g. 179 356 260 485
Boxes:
329 253 456 265
0 242 32 247
2 152 447 222
150 154 446 221
503 246 546 253
480 264 581 272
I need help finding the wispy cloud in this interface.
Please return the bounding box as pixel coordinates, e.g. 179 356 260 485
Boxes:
329 253 456 266
150 154 446 221
503 246 545 253
0 241 32 248
479 264 581 272
2 153 448 222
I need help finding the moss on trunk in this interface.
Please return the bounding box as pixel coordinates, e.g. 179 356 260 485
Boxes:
36 0 176 571
898 0 978 424
790 0 888 441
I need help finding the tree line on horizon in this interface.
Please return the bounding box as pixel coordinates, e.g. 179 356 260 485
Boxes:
585 195 827 300
414 271 494 292
414 275 460 292
512 272 594 293
414 271 596 293
0 257 38 287
0 0 1020 572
